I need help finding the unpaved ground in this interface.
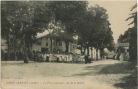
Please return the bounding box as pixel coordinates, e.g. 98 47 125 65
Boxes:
1 60 134 89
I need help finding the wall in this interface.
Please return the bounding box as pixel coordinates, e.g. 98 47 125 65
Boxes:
32 37 77 54
84 47 101 60
1 38 8 52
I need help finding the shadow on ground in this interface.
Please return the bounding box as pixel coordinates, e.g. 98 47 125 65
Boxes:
98 62 137 89
114 68 137 89
98 62 135 74
72 62 135 76
71 61 137 89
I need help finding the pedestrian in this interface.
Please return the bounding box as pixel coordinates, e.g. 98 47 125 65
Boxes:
84 55 88 64
46 55 49 62
23 52 28 63
44 53 47 62
88 55 91 63
57 56 59 62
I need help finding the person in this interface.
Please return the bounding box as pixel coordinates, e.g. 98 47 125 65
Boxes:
43 53 47 62
23 52 28 63
119 52 124 61
57 56 59 62
46 55 49 62
88 55 91 63
84 55 88 64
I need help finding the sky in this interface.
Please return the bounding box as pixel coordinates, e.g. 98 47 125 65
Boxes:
88 0 136 43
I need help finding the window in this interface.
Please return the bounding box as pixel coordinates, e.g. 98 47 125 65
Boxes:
59 41 62 46
41 48 48 53
46 42 48 46
56 41 58 46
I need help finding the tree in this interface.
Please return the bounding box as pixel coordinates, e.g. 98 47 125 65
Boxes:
118 4 137 62
118 28 131 43
45 2 114 57
1 1 34 60
127 4 137 62
46 1 88 52
77 5 114 59
1 1 51 62
46 18 66 53
1 1 115 61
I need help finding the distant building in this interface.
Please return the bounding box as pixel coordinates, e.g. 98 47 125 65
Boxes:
104 48 115 59
115 42 129 53
115 42 129 60
81 47 101 60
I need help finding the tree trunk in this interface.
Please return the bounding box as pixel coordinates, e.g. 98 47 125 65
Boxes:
96 48 98 61
23 34 29 63
80 46 83 54
7 30 10 60
65 41 69 53
84 47 86 55
100 48 104 60
87 46 89 55
50 38 53 53
91 47 93 60
13 34 17 60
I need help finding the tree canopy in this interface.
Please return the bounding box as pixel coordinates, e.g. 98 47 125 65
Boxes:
1 1 115 59
118 4 137 62
1 1 51 52
77 5 114 51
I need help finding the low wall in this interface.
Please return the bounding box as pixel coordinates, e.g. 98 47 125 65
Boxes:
41 54 85 62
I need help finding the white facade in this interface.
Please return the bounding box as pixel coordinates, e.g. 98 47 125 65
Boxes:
32 37 77 53
1 38 8 52
32 44 41 52
115 42 129 60
84 47 101 60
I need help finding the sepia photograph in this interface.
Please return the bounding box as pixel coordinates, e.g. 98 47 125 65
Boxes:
1 0 137 89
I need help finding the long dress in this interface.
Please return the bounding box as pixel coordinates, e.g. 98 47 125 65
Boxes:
119 53 124 61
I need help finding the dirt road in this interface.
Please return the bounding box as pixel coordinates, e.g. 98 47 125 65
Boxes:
1 60 134 89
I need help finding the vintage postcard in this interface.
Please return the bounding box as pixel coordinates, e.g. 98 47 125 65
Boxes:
1 0 137 89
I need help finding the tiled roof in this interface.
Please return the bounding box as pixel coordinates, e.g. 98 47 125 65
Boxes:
116 43 129 47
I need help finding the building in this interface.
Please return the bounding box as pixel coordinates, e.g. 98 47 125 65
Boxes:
115 42 129 60
115 42 129 53
1 38 8 52
80 47 101 60
32 33 77 54
104 48 115 59
116 43 129 49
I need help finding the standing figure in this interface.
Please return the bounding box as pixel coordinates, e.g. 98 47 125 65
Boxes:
88 55 91 63
84 55 88 64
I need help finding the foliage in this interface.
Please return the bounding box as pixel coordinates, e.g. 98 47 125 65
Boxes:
77 5 114 56
46 1 88 34
119 4 137 61
1 1 51 52
1 1 115 60
118 28 132 43
46 1 88 52
129 4 137 62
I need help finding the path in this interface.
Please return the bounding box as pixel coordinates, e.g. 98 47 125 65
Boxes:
1 60 133 89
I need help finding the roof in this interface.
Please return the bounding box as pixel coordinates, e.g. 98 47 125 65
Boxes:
37 32 74 42
116 43 129 47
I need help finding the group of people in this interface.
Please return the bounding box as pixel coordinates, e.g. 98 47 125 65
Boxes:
1 50 42 61
2 49 93 64
115 47 129 61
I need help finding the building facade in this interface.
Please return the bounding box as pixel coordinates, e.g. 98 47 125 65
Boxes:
1 38 8 52
32 35 77 54
115 42 129 60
